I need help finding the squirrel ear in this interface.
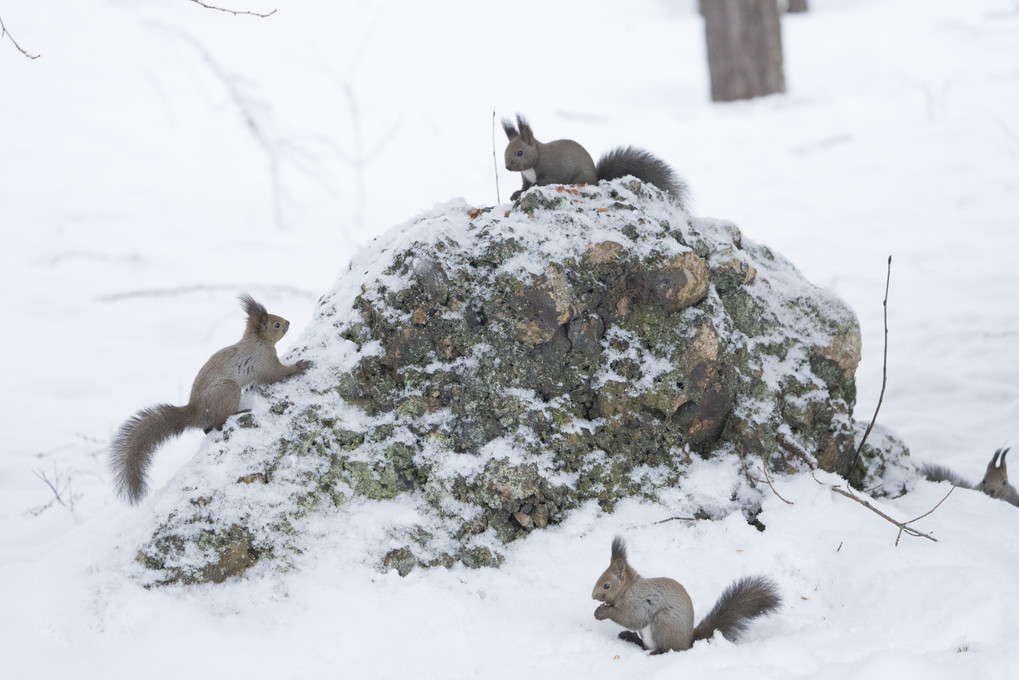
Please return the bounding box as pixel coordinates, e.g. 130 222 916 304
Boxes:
516 114 534 144
1000 448 1009 473
990 449 1002 470
501 117 518 140
610 536 627 563
239 293 269 331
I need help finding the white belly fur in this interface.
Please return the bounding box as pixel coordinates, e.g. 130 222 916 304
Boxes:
640 624 656 651
521 168 537 183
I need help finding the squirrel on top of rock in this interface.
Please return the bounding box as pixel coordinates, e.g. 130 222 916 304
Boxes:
109 294 310 504
501 113 690 206
592 537 781 654
920 448 1018 507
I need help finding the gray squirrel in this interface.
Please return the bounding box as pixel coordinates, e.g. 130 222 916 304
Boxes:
501 114 689 205
591 537 781 654
109 294 310 504
920 448 1019 506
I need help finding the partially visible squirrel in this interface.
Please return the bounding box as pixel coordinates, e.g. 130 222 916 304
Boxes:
109 294 310 504
591 537 781 654
921 448 1018 506
501 114 690 205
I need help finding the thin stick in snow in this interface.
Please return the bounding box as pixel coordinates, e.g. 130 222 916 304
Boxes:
777 432 949 546
1 15 40 59
492 111 501 204
188 0 277 18
850 255 892 477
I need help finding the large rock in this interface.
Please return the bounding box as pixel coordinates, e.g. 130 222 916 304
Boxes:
136 180 906 584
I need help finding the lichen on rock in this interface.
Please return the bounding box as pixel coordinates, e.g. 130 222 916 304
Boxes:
136 179 907 584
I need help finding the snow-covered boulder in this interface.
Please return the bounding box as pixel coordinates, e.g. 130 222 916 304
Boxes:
137 179 907 584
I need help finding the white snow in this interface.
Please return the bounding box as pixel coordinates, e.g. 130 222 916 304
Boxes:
1 0 1017 677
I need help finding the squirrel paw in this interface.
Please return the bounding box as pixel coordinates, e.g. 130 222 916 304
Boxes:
617 631 647 650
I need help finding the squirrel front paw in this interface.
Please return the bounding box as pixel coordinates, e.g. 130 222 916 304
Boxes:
594 603 613 620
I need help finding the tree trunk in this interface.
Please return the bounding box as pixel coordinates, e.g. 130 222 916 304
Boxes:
701 0 786 102
787 0 809 13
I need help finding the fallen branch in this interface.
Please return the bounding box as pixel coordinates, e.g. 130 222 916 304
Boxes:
1 15 40 59
850 255 892 476
655 516 698 524
188 0 277 17
777 432 950 545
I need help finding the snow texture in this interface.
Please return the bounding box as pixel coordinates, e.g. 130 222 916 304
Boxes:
1 0 1017 678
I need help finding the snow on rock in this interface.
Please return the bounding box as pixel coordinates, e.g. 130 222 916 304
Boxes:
137 179 908 584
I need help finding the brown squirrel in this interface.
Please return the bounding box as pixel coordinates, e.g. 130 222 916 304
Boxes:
921 448 1018 507
592 537 781 654
109 294 310 504
501 114 690 204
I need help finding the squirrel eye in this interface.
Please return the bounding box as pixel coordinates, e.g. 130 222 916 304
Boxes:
274 322 281 329
516 150 523 157
602 583 610 590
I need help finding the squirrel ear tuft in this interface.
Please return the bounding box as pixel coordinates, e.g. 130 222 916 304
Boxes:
501 117 518 139
516 114 533 143
239 293 269 329
610 536 627 562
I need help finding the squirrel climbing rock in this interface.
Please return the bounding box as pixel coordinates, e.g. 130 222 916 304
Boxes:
109 294 310 504
591 537 781 654
501 114 689 205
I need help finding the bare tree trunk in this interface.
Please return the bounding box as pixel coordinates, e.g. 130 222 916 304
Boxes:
787 0 809 13
701 0 786 103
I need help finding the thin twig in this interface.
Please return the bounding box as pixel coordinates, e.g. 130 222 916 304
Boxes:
850 255 892 476
492 111 502 204
778 432 946 546
655 516 698 524
1 15 40 59
760 462 794 504
188 0 277 17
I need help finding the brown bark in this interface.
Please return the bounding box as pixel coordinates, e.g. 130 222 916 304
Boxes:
701 0 786 102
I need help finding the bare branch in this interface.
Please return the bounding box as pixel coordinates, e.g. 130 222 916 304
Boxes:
1 15 40 59
28 464 81 516
188 0 277 18
850 255 892 476
492 111 502 204
778 431 946 545
655 515 698 524
760 461 794 504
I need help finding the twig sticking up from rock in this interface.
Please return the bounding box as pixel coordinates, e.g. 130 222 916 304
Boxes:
777 433 951 546
492 111 502 204
188 0 277 17
1 16 40 59
850 255 892 477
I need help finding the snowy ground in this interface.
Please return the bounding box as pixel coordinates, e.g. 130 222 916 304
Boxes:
1 0 1017 677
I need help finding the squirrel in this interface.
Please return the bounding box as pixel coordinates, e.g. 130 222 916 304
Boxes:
501 114 690 205
919 448 1018 507
591 537 781 654
109 294 310 504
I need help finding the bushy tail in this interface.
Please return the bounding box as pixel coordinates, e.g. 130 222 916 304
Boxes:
109 403 194 504
693 575 781 643
919 462 972 489
596 146 690 206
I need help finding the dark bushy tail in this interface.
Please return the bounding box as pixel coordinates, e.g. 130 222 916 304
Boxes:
110 403 194 504
919 462 972 489
693 575 781 643
596 146 690 206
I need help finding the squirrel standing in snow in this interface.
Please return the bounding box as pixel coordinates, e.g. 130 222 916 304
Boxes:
501 114 689 205
109 294 310 504
921 448 1018 507
591 537 781 654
